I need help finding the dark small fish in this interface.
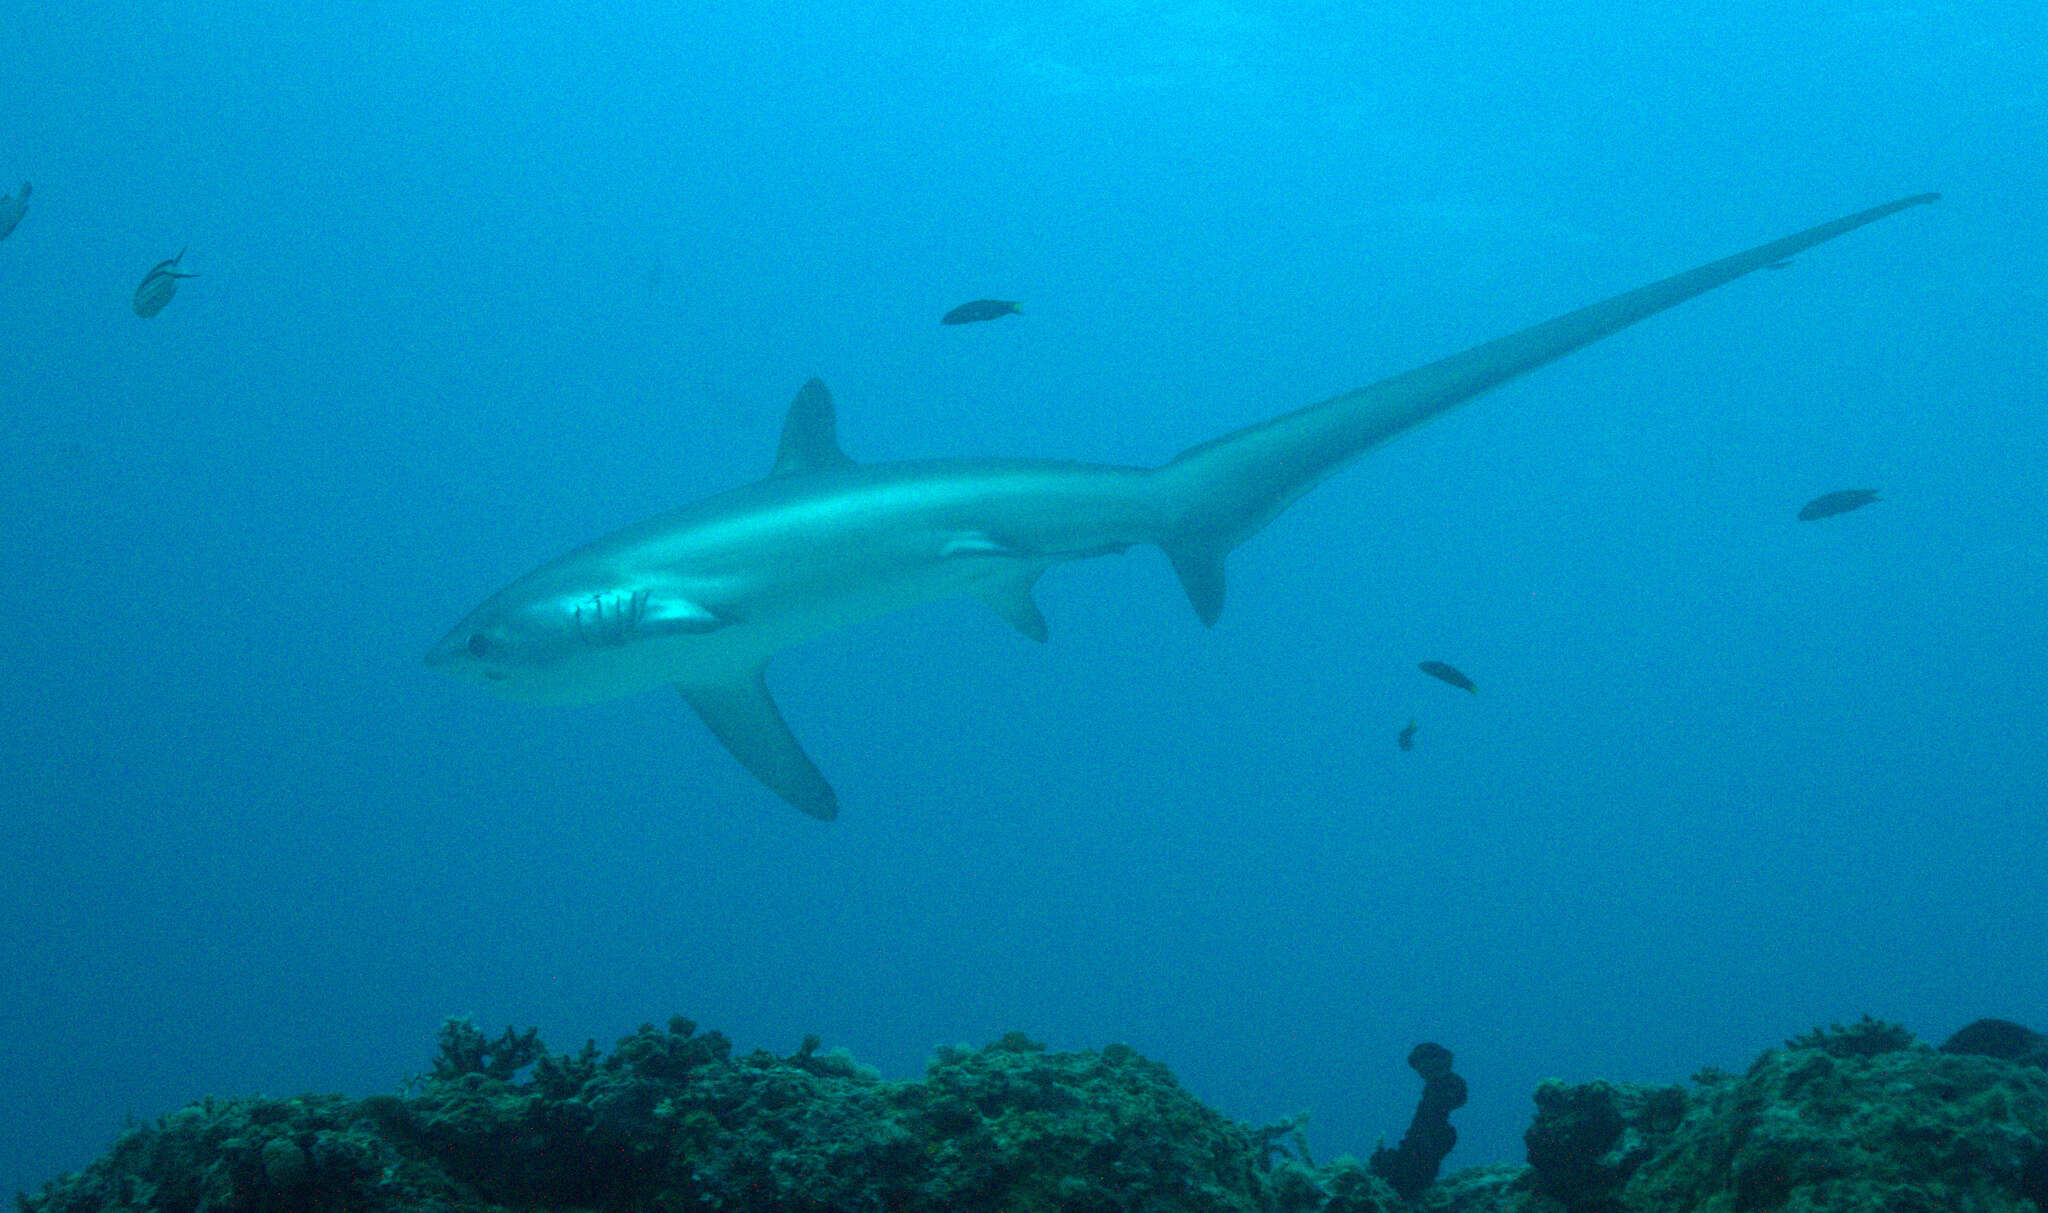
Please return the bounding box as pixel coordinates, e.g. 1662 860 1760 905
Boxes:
0 181 28 241
132 249 198 318
1397 719 1418 751
941 299 1022 326
1797 488 1880 521
1419 661 1477 694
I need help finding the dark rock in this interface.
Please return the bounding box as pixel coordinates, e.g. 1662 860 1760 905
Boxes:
1522 1078 1685 1212
2021 1143 2048 1208
1942 1018 2048 1067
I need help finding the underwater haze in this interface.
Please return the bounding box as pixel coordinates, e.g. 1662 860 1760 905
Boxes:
2 0 2043 1196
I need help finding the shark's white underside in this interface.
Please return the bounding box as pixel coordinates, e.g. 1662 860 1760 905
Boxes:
428 194 1939 819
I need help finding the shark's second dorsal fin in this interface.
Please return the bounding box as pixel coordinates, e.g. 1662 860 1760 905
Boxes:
771 378 856 476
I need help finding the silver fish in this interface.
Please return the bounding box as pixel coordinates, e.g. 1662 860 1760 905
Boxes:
0 182 28 241
132 249 198 318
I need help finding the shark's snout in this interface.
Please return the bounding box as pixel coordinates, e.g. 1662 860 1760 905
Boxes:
425 627 501 677
423 632 464 669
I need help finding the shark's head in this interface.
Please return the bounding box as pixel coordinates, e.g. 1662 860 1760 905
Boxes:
426 573 741 704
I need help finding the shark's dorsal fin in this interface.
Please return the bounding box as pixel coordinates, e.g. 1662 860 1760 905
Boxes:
678 672 838 820
770 378 855 477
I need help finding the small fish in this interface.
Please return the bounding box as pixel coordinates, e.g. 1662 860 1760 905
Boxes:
132 249 198 318
0 181 28 241
1397 720 1417 751
1765 259 1794 270
1418 661 1477 694
1797 489 1880 521
941 299 1022 326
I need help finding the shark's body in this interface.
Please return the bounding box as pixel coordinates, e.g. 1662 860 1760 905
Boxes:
428 194 1937 818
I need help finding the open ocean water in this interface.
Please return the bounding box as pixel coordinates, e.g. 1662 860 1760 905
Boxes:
2 0 2042 1197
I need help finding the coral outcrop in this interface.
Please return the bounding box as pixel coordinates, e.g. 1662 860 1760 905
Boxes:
20 1013 2048 1213
1620 1017 2048 1213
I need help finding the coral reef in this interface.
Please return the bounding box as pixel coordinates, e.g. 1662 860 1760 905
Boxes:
1780 1013 1917 1059
20 1014 2048 1213
19 1016 1403 1213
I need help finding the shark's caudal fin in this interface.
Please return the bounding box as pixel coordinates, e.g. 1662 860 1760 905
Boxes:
1151 193 1939 625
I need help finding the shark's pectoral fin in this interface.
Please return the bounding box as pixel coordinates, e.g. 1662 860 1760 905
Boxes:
940 532 1022 560
976 570 1049 642
678 673 838 820
1163 535 1230 627
646 596 738 635
575 590 735 646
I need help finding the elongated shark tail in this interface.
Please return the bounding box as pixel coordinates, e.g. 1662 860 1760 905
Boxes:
1150 193 1939 625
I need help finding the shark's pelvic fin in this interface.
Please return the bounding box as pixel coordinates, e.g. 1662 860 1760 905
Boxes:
770 378 857 477
678 674 838 820
976 569 1051 642
1165 537 1231 628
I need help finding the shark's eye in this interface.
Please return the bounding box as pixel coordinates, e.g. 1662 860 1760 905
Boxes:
467 633 492 658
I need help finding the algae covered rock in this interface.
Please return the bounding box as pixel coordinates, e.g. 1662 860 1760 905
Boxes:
1521 1078 1688 1212
900 1031 1281 1212
22 1093 403 1213
1429 1016 2048 1213
1623 1019 2048 1212
1410 1162 1530 1213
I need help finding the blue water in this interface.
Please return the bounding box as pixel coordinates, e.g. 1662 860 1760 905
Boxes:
3 0 2042 1197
